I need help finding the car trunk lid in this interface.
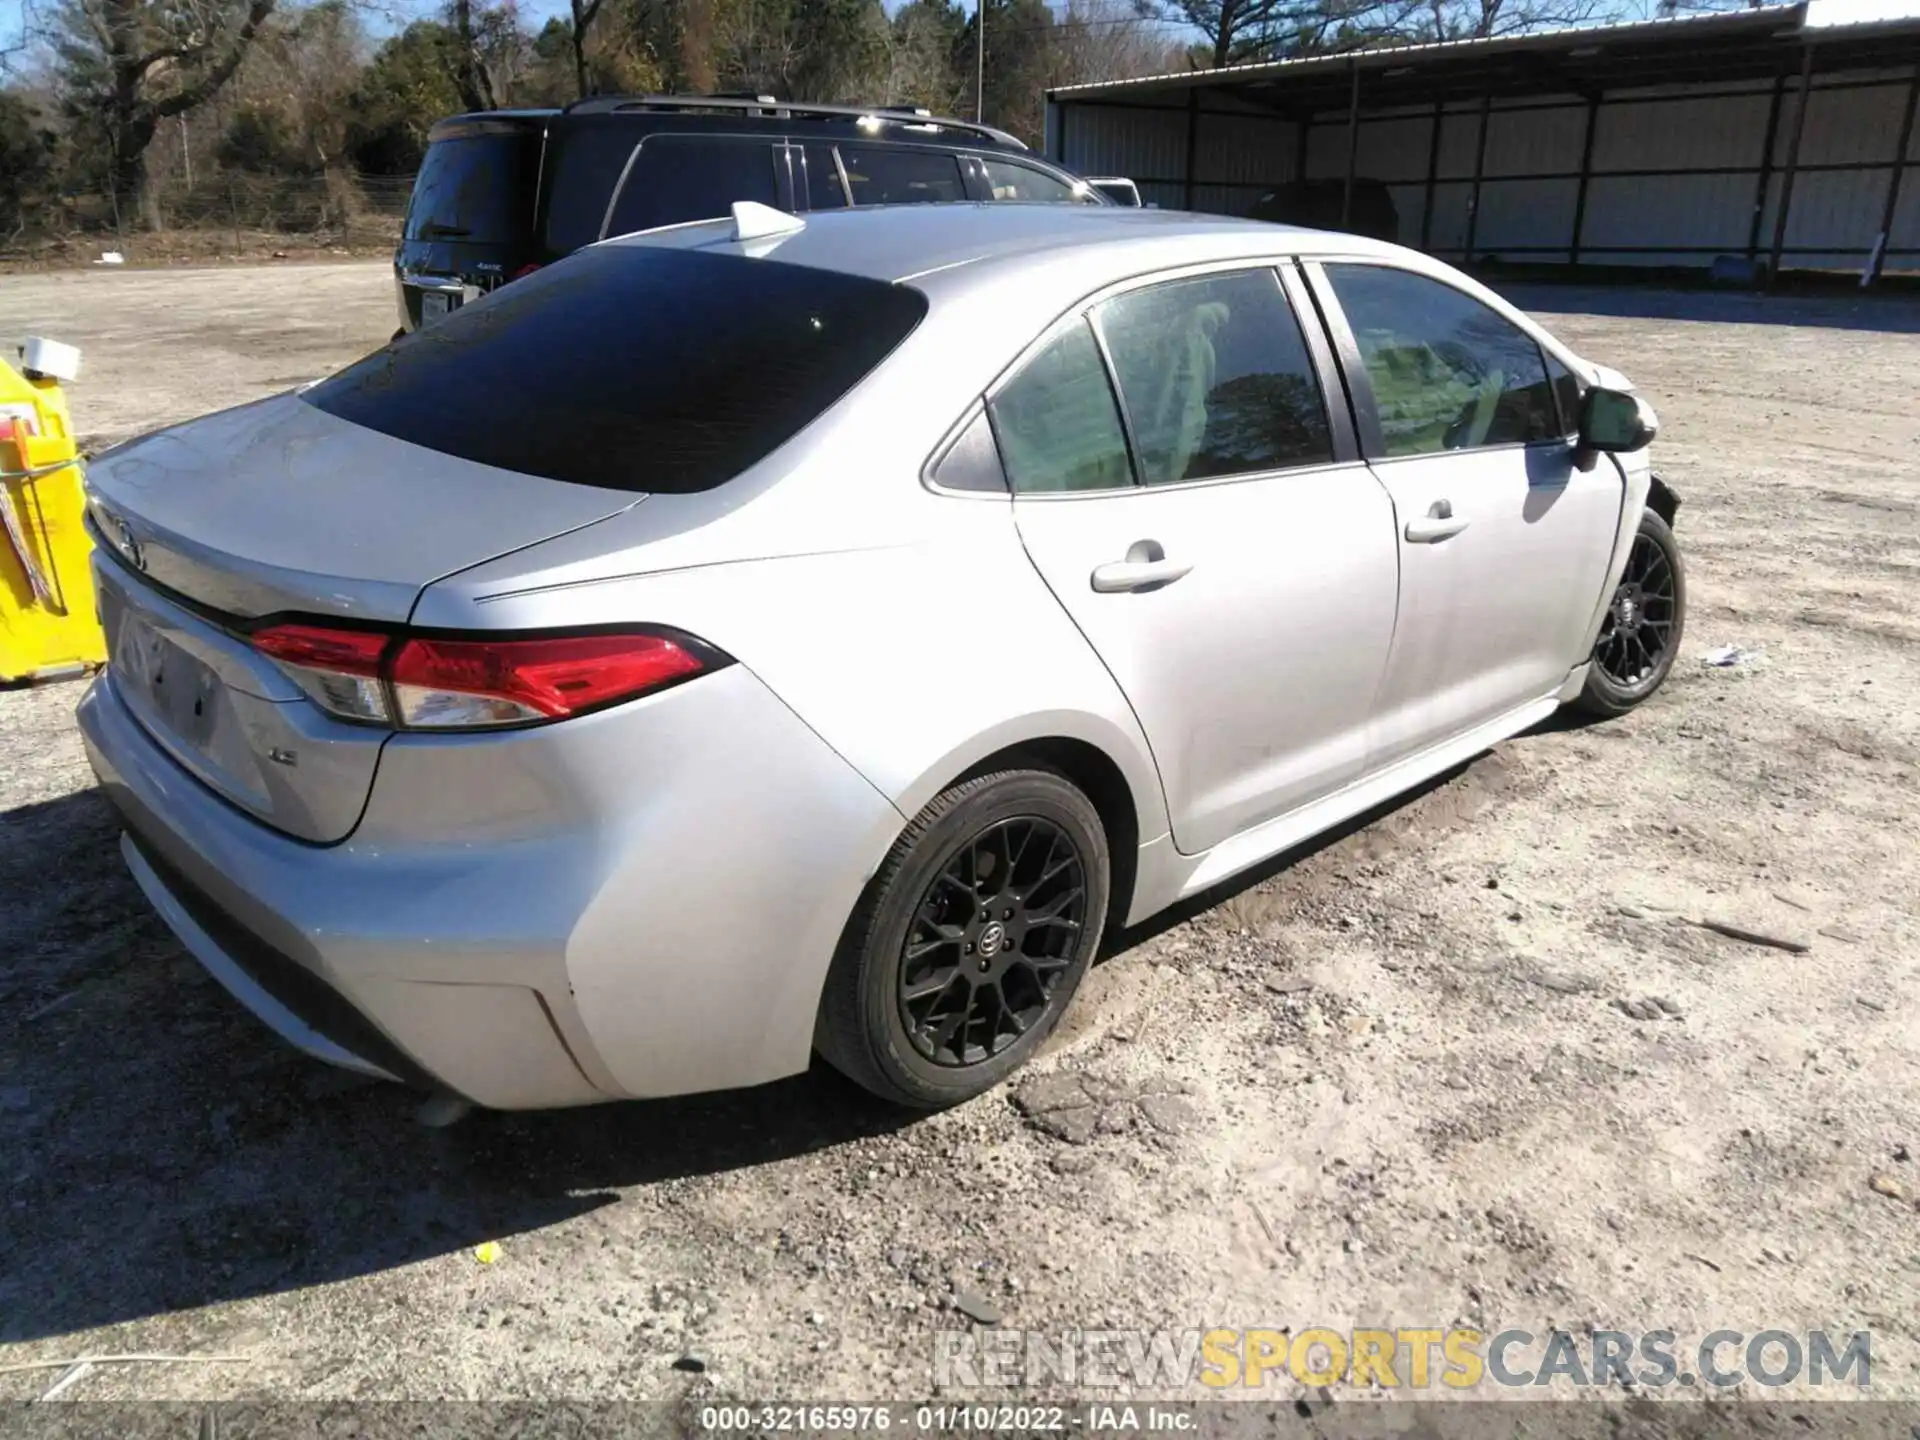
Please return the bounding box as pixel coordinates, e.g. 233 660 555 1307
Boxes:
87 392 638 841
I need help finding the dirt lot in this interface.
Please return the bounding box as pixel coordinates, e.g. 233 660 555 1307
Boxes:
1 264 1917 1407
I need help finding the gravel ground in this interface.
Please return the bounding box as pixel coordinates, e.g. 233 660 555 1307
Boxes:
1 265 1918 1405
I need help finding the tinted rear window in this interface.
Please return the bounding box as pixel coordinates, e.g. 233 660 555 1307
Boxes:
405 131 540 244
305 245 928 494
606 135 780 237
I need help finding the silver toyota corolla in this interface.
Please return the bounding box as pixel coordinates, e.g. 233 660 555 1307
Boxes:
79 203 1683 1110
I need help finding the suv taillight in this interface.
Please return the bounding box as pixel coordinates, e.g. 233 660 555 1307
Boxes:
250 623 724 730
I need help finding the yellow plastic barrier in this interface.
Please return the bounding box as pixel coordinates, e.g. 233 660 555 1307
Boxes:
0 348 106 683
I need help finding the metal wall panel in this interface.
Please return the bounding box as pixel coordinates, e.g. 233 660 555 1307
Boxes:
1892 169 1920 249
1592 94 1770 172
1483 103 1586 177
1436 110 1483 179
1779 82 1910 165
1193 112 1298 184
1188 182 1260 216
1475 177 1581 251
1354 114 1438 183
1578 172 1757 249
1776 167 1897 246
1426 180 1473 250
1059 104 1189 183
1386 182 1428 247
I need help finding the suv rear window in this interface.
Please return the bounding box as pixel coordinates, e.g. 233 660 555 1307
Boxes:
305 245 928 494
405 129 541 244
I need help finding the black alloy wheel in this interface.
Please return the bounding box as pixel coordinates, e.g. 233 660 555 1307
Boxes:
814 768 1110 1108
897 816 1087 1068
1579 506 1686 717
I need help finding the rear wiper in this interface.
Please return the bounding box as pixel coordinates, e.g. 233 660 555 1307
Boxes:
419 222 472 238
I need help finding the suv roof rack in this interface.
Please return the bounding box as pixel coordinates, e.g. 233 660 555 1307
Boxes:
559 93 1027 150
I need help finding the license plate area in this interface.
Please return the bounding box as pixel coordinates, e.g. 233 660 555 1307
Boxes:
420 291 453 323
115 608 223 750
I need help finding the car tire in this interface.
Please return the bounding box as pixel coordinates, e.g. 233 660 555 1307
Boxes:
815 768 1110 1109
1578 505 1686 717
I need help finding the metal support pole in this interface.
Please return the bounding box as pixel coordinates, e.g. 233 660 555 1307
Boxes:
1569 93 1599 268
976 0 986 125
1462 89 1492 265
1747 68 1787 261
1868 65 1920 286
1341 60 1361 228
1184 88 1200 211
1767 45 1816 289
1419 99 1443 252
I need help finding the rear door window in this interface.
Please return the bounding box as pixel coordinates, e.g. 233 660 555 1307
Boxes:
405 129 541 245
979 158 1094 205
604 135 782 237
1095 269 1333 485
801 145 849 209
840 147 968 205
987 322 1133 494
305 246 928 494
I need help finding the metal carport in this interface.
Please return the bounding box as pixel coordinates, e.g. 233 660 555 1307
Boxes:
1045 0 1920 279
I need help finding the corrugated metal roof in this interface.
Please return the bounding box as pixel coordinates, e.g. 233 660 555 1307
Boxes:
1046 3 1845 101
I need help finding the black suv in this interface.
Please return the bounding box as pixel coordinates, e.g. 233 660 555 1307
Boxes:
394 95 1106 333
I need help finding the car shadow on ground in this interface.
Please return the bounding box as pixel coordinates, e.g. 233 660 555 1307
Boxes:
1 738 1525 1345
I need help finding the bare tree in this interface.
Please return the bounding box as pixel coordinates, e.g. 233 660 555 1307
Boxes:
568 0 602 97
54 0 276 227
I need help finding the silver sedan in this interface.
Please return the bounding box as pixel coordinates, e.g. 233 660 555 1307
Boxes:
78 202 1683 1110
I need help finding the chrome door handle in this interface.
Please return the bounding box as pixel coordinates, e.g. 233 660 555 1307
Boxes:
1090 556 1192 593
1405 500 1469 543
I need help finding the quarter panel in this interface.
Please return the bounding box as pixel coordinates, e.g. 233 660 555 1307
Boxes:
417 500 1171 850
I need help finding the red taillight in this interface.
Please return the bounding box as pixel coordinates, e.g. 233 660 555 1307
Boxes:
247 623 721 730
390 632 706 727
251 623 388 676
509 262 543 281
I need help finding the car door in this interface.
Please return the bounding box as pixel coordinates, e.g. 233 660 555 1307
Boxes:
998 264 1400 857
1307 261 1624 770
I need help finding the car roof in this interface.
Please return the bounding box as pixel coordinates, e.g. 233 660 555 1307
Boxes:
607 202 1409 289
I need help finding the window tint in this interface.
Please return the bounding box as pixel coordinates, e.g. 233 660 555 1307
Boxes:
930 410 1007 493
1546 351 1583 436
988 322 1132 494
841 148 967 205
405 130 540 245
1325 265 1559 457
802 145 848 209
305 246 927 494
540 123 643 255
980 158 1093 205
1096 270 1333 485
605 136 779 237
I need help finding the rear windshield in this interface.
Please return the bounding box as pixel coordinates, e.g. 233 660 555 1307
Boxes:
304 245 928 493
405 130 541 244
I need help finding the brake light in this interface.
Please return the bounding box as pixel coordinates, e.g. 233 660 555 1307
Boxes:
252 623 392 724
390 632 705 728
247 623 721 730
509 263 543 281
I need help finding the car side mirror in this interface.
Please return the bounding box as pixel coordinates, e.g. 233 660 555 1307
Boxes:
1578 386 1659 453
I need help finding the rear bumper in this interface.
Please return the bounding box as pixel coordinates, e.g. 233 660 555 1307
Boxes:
79 661 905 1109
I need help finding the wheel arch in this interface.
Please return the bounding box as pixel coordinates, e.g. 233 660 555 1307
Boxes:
880 716 1167 951
1646 472 1681 528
